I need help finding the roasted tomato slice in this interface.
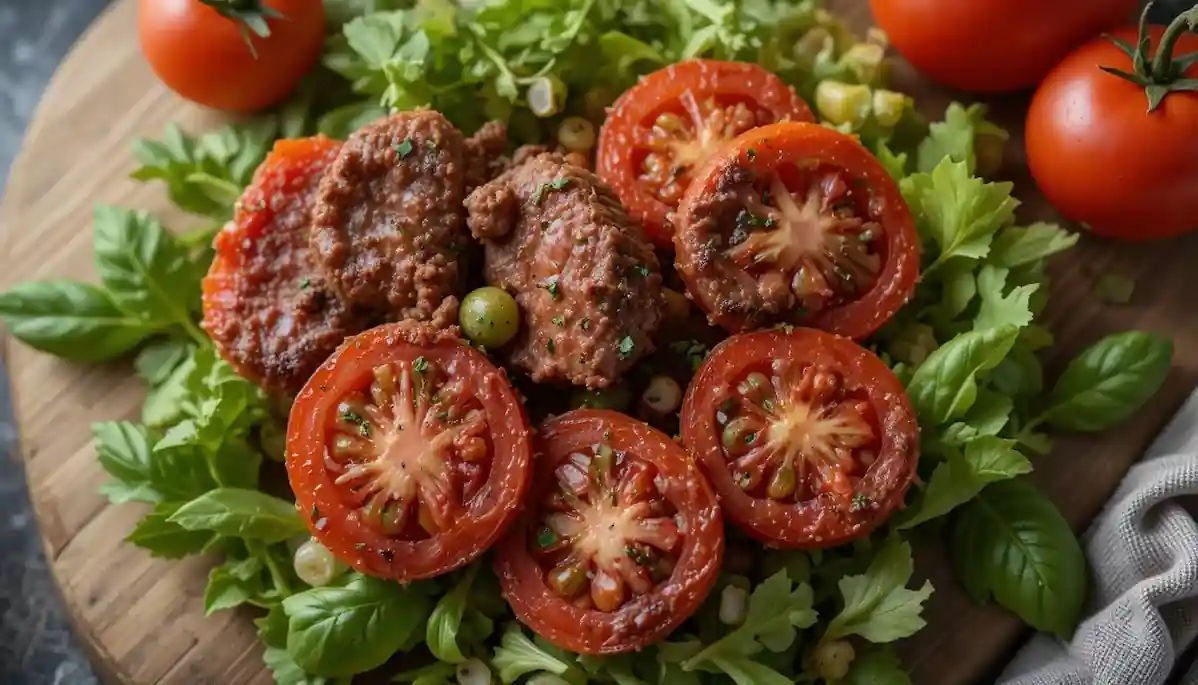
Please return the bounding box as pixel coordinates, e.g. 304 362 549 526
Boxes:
673 122 919 340
680 328 918 548
596 60 814 249
494 410 723 654
287 322 533 581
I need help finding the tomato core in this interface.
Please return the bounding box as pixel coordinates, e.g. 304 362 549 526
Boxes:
716 361 877 505
722 166 884 316
531 443 681 613
325 358 493 541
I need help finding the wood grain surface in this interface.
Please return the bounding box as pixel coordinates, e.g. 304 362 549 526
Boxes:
1 1 1195 684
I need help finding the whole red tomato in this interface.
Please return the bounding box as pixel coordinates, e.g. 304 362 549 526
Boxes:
138 0 325 112
1026 22 1198 241
869 0 1138 93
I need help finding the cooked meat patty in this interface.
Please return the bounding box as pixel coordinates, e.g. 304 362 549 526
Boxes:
202 136 369 395
465 120 512 193
465 153 663 388
310 110 476 328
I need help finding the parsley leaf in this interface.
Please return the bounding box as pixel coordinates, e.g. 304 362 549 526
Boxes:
824 535 933 643
618 335 636 360
901 160 1019 273
974 265 1038 331
682 571 817 670
900 437 1032 529
492 626 573 683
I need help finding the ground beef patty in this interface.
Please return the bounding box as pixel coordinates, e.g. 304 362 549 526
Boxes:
465 153 663 388
310 110 486 327
202 136 369 395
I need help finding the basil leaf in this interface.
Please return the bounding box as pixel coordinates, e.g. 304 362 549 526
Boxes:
950 478 1086 637
92 205 204 335
427 565 479 664
284 574 432 678
93 421 160 504
907 326 1020 426
0 280 154 361
125 501 214 558
169 488 306 542
1043 331 1173 431
899 437 1031 529
204 555 265 615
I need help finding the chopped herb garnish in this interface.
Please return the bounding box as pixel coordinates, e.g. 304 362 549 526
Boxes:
534 178 570 205
552 316 564 327
425 140 437 152
617 335 635 360
354 542 367 551
851 493 872 511
603 428 612 441
763 217 777 228
413 356 429 373
547 338 556 354
394 138 414 159
536 526 558 549
299 278 311 290
625 545 651 565
669 339 709 371
636 265 650 277
541 275 561 300
746 148 757 160
581 317 591 330
341 410 367 433
762 398 775 412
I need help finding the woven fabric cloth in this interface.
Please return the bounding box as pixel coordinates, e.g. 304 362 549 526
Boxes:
999 393 1198 685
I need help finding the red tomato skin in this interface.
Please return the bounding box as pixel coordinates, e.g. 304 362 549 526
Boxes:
138 0 325 112
494 410 724 655
680 328 919 549
870 0 1138 93
287 323 533 582
597 59 814 249
1026 27 1198 241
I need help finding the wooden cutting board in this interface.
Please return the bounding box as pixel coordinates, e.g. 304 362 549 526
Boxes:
2 1 1195 684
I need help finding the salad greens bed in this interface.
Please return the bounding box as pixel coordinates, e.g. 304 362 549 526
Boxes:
0 1 1176 683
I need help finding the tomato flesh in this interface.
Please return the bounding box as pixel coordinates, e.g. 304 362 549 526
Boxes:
533 443 682 612
495 410 723 654
682 328 918 548
326 358 494 541
674 122 918 340
638 97 779 208
287 323 532 581
597 60 814 249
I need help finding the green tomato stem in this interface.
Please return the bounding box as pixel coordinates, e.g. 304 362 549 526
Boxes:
1150 4 1198 81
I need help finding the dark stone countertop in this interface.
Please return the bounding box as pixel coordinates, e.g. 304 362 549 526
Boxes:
0 1 1190 685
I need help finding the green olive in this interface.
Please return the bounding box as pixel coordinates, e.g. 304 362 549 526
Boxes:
570 383 632 412
459 287 521 348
